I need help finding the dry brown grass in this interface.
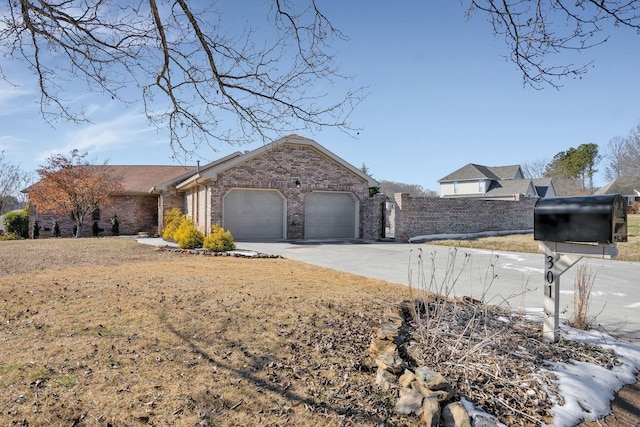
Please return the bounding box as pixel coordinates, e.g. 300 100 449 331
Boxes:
0 238 412 426
430 214 640 262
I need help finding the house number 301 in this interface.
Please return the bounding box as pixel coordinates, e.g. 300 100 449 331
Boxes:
545 255 554 297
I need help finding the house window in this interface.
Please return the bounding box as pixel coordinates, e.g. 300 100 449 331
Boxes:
453 181 458 194
478 180 483 193
92 208 100 221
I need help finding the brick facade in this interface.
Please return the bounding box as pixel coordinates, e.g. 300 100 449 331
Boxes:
194 143 372 240
31 194 159 238
391 194 537 241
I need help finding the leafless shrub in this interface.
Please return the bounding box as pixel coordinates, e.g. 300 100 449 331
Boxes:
405 249 619 425
568 263 597 330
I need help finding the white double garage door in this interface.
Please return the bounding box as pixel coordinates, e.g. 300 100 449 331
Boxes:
223 189 358 240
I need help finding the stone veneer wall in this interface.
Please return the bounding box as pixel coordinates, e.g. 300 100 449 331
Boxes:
206 144 370 240
392 194 538 241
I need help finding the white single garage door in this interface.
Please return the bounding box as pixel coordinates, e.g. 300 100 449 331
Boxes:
223 189 285 240
305 192 357 239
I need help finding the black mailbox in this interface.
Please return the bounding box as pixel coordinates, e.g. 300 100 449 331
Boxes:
534 194 627 244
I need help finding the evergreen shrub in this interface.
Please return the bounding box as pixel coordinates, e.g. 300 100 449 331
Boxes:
2 206 29 239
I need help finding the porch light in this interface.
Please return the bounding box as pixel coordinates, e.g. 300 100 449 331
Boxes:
295 179 301 188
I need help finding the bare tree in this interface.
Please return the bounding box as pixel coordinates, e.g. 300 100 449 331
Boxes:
521 158 548 179
0 1 365 155
626 123 640 174
379 180 437 197
467 1 640 88
0 152 33 215
603 136 630 182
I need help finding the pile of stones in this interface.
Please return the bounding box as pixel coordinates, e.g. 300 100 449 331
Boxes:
369 303 498 427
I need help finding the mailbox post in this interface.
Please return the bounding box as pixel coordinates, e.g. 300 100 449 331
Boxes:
534 194 627 343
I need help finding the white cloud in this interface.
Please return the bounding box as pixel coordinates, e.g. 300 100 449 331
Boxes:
35 110 159 163
0 83 35 116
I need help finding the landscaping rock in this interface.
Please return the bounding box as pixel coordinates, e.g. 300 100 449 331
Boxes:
395 387 424 416
376 367 397 392
411 381 455 405
399 369 416 388
415 366 449 391
368 338 396 356
442 401 471 427
375 350 404 374
421 396 441 427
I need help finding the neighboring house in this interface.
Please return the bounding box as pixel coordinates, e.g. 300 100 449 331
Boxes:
27 135 379 240
438 163 557 200
595 176 640 213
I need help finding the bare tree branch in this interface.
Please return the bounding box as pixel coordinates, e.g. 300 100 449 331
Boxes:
467 1 640 88
1 1 366 157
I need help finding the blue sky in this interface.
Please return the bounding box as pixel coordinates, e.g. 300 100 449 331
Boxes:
1 1 639 191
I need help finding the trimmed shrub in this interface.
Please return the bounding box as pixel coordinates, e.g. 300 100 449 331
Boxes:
32 220 40 239
2 206 29 239
162 208 184 241
203 225 236 252
0 232 23 241
174 217 204 249
111 215 119 236
52 220 61 237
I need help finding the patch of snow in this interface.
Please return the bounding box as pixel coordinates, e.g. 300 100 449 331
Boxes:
501 263 544 274
226 250 259 257
544 326 640 426
460 397 508 427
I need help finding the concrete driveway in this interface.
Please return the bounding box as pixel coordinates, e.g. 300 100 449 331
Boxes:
237 240 640 344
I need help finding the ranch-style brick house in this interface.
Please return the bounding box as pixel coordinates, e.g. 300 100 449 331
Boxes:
28 135 382 240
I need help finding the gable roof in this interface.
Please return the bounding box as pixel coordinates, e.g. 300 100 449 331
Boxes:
438 163 522 182
596 176 640 196
532 178 554 198
486 179 535 197
177 134 378 189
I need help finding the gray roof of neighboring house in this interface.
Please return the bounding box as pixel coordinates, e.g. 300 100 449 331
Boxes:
596 176 640 196
438 163 522 182
486 179 534 196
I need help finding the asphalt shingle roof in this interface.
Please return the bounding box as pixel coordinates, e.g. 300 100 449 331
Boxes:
596 176 640 196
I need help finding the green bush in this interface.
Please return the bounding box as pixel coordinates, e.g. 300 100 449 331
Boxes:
110 215 119 236
173 217 204 249
52 221 61 238
2 206 29 239
162 208 184 241
203 225 236 252
32 220 40 239
0 232 23 241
